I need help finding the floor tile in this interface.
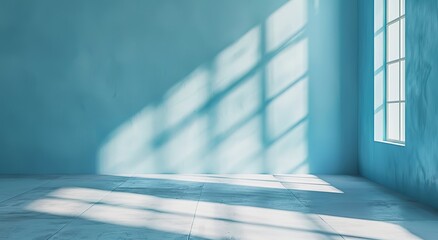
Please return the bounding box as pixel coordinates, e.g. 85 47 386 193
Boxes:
1 174 437 240
50 219 191 240
0 216 69 240
190 202 342 240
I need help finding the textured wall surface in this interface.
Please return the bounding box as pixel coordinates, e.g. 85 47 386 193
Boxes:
359 0 438 209
0 0 358 174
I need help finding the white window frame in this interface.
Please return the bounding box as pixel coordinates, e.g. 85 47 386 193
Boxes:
385 0 405 144
374 0 405 146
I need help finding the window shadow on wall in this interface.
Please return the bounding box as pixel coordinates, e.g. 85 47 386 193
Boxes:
99 0 310 174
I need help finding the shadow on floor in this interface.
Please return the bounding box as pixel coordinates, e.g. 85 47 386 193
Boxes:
1 174 437 239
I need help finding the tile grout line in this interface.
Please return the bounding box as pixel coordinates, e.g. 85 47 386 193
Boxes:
187 183 205 240
272 174 306 206
314 214 346 240
0 176 62 205
45 176 132 240
273 175 346 240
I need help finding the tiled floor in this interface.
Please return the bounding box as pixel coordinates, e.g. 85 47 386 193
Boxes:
0 175 437 239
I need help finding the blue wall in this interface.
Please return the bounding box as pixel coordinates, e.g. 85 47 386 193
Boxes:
0 0 358 174
359 0 438 209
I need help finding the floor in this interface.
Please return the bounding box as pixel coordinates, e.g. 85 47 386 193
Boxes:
0 175 437 240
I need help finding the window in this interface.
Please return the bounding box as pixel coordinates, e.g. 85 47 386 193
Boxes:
374 0 405 145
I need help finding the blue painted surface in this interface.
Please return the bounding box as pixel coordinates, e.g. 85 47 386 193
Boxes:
0 0 358 174
359 0 438 209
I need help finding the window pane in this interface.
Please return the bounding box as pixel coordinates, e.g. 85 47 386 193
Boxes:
387 21 400 62
387 103 400 141
401 60 405 101
387 62 400 101
401 18 405 58
401 102 405 142
401 0 405 16
387 0 400 23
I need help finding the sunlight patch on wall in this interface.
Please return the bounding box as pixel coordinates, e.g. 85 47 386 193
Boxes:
213 27 261 92
216 73 261 136
215 117 263 173
98 107 157 174
266 0 307 52
267 38 308 98
98 0 310 174
265 36 308 173
160 115 209 172
267 119 308 173
267 78 308 141
163 67 210 129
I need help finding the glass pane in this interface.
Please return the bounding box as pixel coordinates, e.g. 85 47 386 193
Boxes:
387 103 400 141
387 62 400 101
401 0 405 16
387 0 400 23
401 60 405 101
387 21 400 62
401 18 405 58
401 102 405 142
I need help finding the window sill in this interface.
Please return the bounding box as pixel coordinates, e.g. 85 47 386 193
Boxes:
374 140 405 147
